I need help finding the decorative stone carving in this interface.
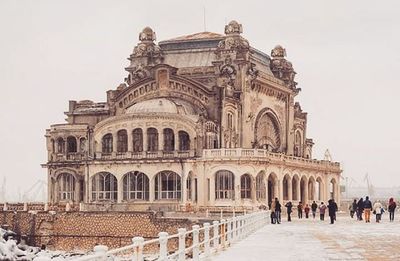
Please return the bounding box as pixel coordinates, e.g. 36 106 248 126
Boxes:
270 45 297 89
130 27 163 65
216 21 250 59
245 63 258 91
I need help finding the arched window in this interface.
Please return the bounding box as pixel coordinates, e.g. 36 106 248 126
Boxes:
256 172 266 201
240 174 252 199
227 112 234 130
67 136 77 153
255 111 281 152
215 170 234 200
91 172 117 201
155 171 181 200
122 171 149 201
147 128 158 151
58 173 75 201
57 138 65 153
117 130 128 152
79 137 86 153
132 128 143 152
163 128 175 151
179 131 190 151
102 134 113 153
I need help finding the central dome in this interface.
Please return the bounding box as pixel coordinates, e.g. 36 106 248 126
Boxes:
126 98 198 119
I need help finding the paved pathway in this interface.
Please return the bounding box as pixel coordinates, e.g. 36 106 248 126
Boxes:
213 214 400 261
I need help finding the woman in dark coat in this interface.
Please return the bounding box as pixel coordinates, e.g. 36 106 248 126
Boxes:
356 198 364 221
327 199 338 224
285 201 293 222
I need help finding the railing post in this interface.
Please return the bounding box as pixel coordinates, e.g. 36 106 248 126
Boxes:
178 228 186 261
132 236 144 261
204 223 211 258
226 218 232 244
93 245 108 261
158 232 169 261
220 219 226 249
213 220 219 253
232 217 237 242
192 225 200 261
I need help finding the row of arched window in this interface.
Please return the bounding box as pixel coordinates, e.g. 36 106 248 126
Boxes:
52 137 86 154
102 128 190 153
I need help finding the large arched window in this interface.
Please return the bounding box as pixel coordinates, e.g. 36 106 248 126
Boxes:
147 128 158 151
155 171 181 200
67 136 77 153
123 171 149 201
117 130 128 153
58 173 75 201
256 172 266 201
91 172 117 201
179 131 190 151
240 174 252 199
215 170 235 200
102 134 113 153
163 128 175 151
57 137 65 154
132 128 143 152
255 110 281 152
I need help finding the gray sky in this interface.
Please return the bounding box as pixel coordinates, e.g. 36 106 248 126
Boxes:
1 0 399 201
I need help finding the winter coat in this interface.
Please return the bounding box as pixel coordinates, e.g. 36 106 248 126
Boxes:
275 201 282 212
364 199 372 209
270 201 276 212
327 201 337 216
351 202 357 211
297 204 303 212
319 204 327 214
285 202 293 213
304 206 310 214
373 202 383 215
388 201 397 212
311 203 318 212
357 199 364 211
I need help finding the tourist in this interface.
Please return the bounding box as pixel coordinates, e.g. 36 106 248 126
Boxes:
349 199 357 219
270 200 276 224
363 196 372 223
388 198 397 222
311 201 318 219
327 199 338 224
319 202 327 221
356 198 364 221
304 204 310 219
275 198 282 224
285 201 293 222
297 202 303 219
373 200 383 223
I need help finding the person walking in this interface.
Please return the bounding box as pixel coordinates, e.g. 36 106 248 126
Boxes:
297 202 303 219
270 200 276 224
285 201 293 222
356 198 364 221
363 196 372 223
350 199 357 219
304 204 310 219
275 198 282 224
388 198 397 222
373 200 383 223
319 202 327 221
327 199 338 224
311 201 318 219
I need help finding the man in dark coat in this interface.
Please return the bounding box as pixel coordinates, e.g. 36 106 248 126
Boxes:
363 196 373 223
356 198 364 221
327 199 338 224
275 198 282 224
311 201 318 219
285 201 293 222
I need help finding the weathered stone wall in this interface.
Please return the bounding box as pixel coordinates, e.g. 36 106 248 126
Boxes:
1 210 197 252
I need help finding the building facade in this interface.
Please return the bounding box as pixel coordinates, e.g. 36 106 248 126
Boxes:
44 21 341 209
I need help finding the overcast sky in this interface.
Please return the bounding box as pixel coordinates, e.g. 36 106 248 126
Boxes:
1 0 399 201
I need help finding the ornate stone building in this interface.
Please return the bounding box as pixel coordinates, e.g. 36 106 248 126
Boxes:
44 21 341 209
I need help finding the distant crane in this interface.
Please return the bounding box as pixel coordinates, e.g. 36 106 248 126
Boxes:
363 173 375 197
22 180 47 202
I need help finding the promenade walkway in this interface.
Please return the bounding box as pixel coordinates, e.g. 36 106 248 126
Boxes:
213 214 400 261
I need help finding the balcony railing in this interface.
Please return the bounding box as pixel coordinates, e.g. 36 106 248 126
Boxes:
96 150 196 160
202 148 341 169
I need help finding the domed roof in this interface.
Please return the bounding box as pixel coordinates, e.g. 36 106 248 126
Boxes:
126 98 199 120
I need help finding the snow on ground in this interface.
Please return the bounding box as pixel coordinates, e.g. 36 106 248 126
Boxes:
213 213 400 261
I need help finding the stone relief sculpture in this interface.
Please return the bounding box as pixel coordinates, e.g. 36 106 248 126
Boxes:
270 45 297 89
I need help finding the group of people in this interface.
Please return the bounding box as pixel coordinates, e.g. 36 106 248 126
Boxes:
269 198 339 224
349 196 397 223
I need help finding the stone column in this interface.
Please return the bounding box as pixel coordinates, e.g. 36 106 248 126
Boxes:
150 176 155 202
158 129 164 152
182 173 187 205
278 179 283 201
265 179 269 206
175 132 180 151
251 179 256 203
209 177 215 206
117 177 123 203
112 133 118 153
75 178 80 203
297 180 301 203
143 129 148 152
234 174 240 204
127 129 133 152
304 179 309 204
288 179 292 201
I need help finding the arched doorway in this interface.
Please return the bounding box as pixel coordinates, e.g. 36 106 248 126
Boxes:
292 175 299 201
308 176 315 201
267 173 278 205
282 174 290 201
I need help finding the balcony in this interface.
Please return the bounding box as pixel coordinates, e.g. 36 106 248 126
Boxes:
202 148 341 171
95 150 196 160
50 153 86 162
